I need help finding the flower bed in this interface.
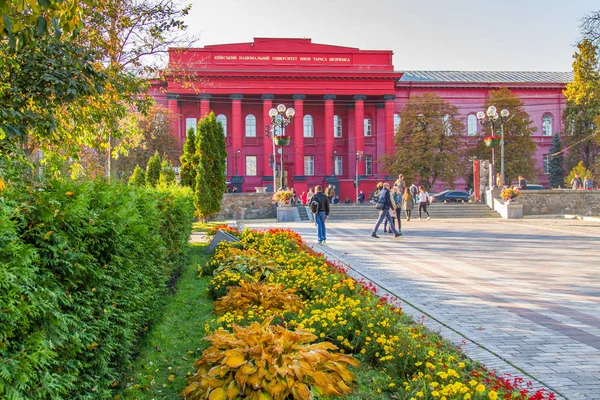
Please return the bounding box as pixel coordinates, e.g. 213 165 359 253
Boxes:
185 228 555 399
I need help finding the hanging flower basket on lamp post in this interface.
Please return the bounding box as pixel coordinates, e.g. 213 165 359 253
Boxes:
484 135 501 148
274 135 291 147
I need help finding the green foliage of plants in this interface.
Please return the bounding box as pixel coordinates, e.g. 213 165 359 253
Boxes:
180 127 197 188
118 244 214 399
146 150 162 187
0 159 194 399
159 158 176 186
548 133 566 188
194 112 227 221
565 161 595 187
128 165 146 187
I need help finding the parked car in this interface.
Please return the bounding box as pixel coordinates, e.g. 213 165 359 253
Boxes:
430 190 470 203
522 184 546 190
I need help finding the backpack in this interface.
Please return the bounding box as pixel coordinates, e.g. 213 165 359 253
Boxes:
309 197 320 214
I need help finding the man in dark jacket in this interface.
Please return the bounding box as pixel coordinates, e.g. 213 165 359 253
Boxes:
371 182 401 238
313 185 330 244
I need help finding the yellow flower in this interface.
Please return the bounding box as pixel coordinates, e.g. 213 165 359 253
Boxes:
416 392 424 398
469 380 478 387
431 391 440 397
488 391 498 400
389 383 395 388
464 394 471 400
475 384 486 393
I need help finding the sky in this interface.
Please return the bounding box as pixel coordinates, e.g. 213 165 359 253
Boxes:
184 0 598 72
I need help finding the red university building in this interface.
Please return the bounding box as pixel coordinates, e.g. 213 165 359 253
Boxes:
150 38 571 200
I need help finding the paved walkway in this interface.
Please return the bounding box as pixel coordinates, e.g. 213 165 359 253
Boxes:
242 218 600 400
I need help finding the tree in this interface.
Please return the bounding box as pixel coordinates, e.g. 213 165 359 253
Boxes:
146 151 162 187
180 127 197 187
471 88 538 185
548 133 566 188
194 112 226 221
565 161 595 187
129 165 146 186
581 9 600 46
381 93 467 190
562 39 600 174
159 158 176 186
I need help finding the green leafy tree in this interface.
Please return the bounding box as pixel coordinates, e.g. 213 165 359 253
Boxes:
159 158 176 186
180 127 197 187
565 161 595 188
381 93 467 190
194 112 226 221
562 39 600 174
146 151 162 187
129 165 146 186
548 133 566 188
471 88 537 185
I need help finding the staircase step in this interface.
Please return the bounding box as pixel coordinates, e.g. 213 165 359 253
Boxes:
325 203 500 220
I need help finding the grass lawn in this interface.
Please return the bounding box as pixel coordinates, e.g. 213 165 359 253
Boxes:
118 243 213 399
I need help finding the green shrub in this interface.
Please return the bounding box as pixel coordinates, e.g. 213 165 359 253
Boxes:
0 177 194 399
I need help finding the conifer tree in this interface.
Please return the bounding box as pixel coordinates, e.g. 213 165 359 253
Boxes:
194 112 226 221
159 158 176 186
548 133 566 188
180 127 197 187
146 151 161 187
129 165 146 187
565 161 595 187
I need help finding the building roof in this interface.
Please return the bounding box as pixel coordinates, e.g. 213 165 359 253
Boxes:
398 71 573 84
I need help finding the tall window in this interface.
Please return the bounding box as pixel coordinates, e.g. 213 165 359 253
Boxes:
467 114 477 136
185 118 197 135
394 113 401 134
364 118 372 137
245 155 257 176
334 115 342 138
245 114 256 137
542 114 553 136
217 114 227 136
334 156 343 176
365 155 373 175
443 114 452 135
304 156 314 176
303 115 314 137
273 114 282 136
543 155 550 174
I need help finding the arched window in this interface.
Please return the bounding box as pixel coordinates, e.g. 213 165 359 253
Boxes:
443 114 452 136
394 113 401 134
364 118 372 136
542 114 553 136
467 114 477 136
334 115 342 138
245 114 256 137
303 115 314 137
216 114 227 136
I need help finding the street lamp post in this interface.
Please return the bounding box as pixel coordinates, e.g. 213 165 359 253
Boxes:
234 147 241 176
268 104 295 190
265 124 277 192
331 150 337 178
355 151 363 204
477 106 509 187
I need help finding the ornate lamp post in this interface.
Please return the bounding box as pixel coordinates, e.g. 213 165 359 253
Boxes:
477 106 509 187
269 104 295 190
331 150 337 177
234 147 241 176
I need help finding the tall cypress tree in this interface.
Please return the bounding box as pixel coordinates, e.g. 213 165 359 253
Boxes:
146 151 162 187
195 112 226 221
159 158 176 186
180 127 197 187
548 133 566 188
129 165 146 187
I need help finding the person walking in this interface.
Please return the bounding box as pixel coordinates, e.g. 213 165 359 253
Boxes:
571 174 583 190
417 186 431 221
394 174 407 195
306 188 315 204
402 187 414 221
371 182 401 238
312 185 329 244
392 186 402 233
583 176 593 190
516 176 528 190
409 182 419 208
383 187 397 233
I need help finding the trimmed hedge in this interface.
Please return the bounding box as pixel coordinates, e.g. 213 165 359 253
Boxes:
0 178 194 399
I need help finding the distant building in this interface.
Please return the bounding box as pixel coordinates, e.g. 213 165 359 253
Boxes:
150 38 571 198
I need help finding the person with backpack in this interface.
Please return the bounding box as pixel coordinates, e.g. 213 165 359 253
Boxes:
371 182 401 238
311 185 330 244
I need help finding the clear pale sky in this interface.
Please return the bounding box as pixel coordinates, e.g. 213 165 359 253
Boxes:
184 0 598 72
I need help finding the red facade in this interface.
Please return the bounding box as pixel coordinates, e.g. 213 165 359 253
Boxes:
151 38 569 200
